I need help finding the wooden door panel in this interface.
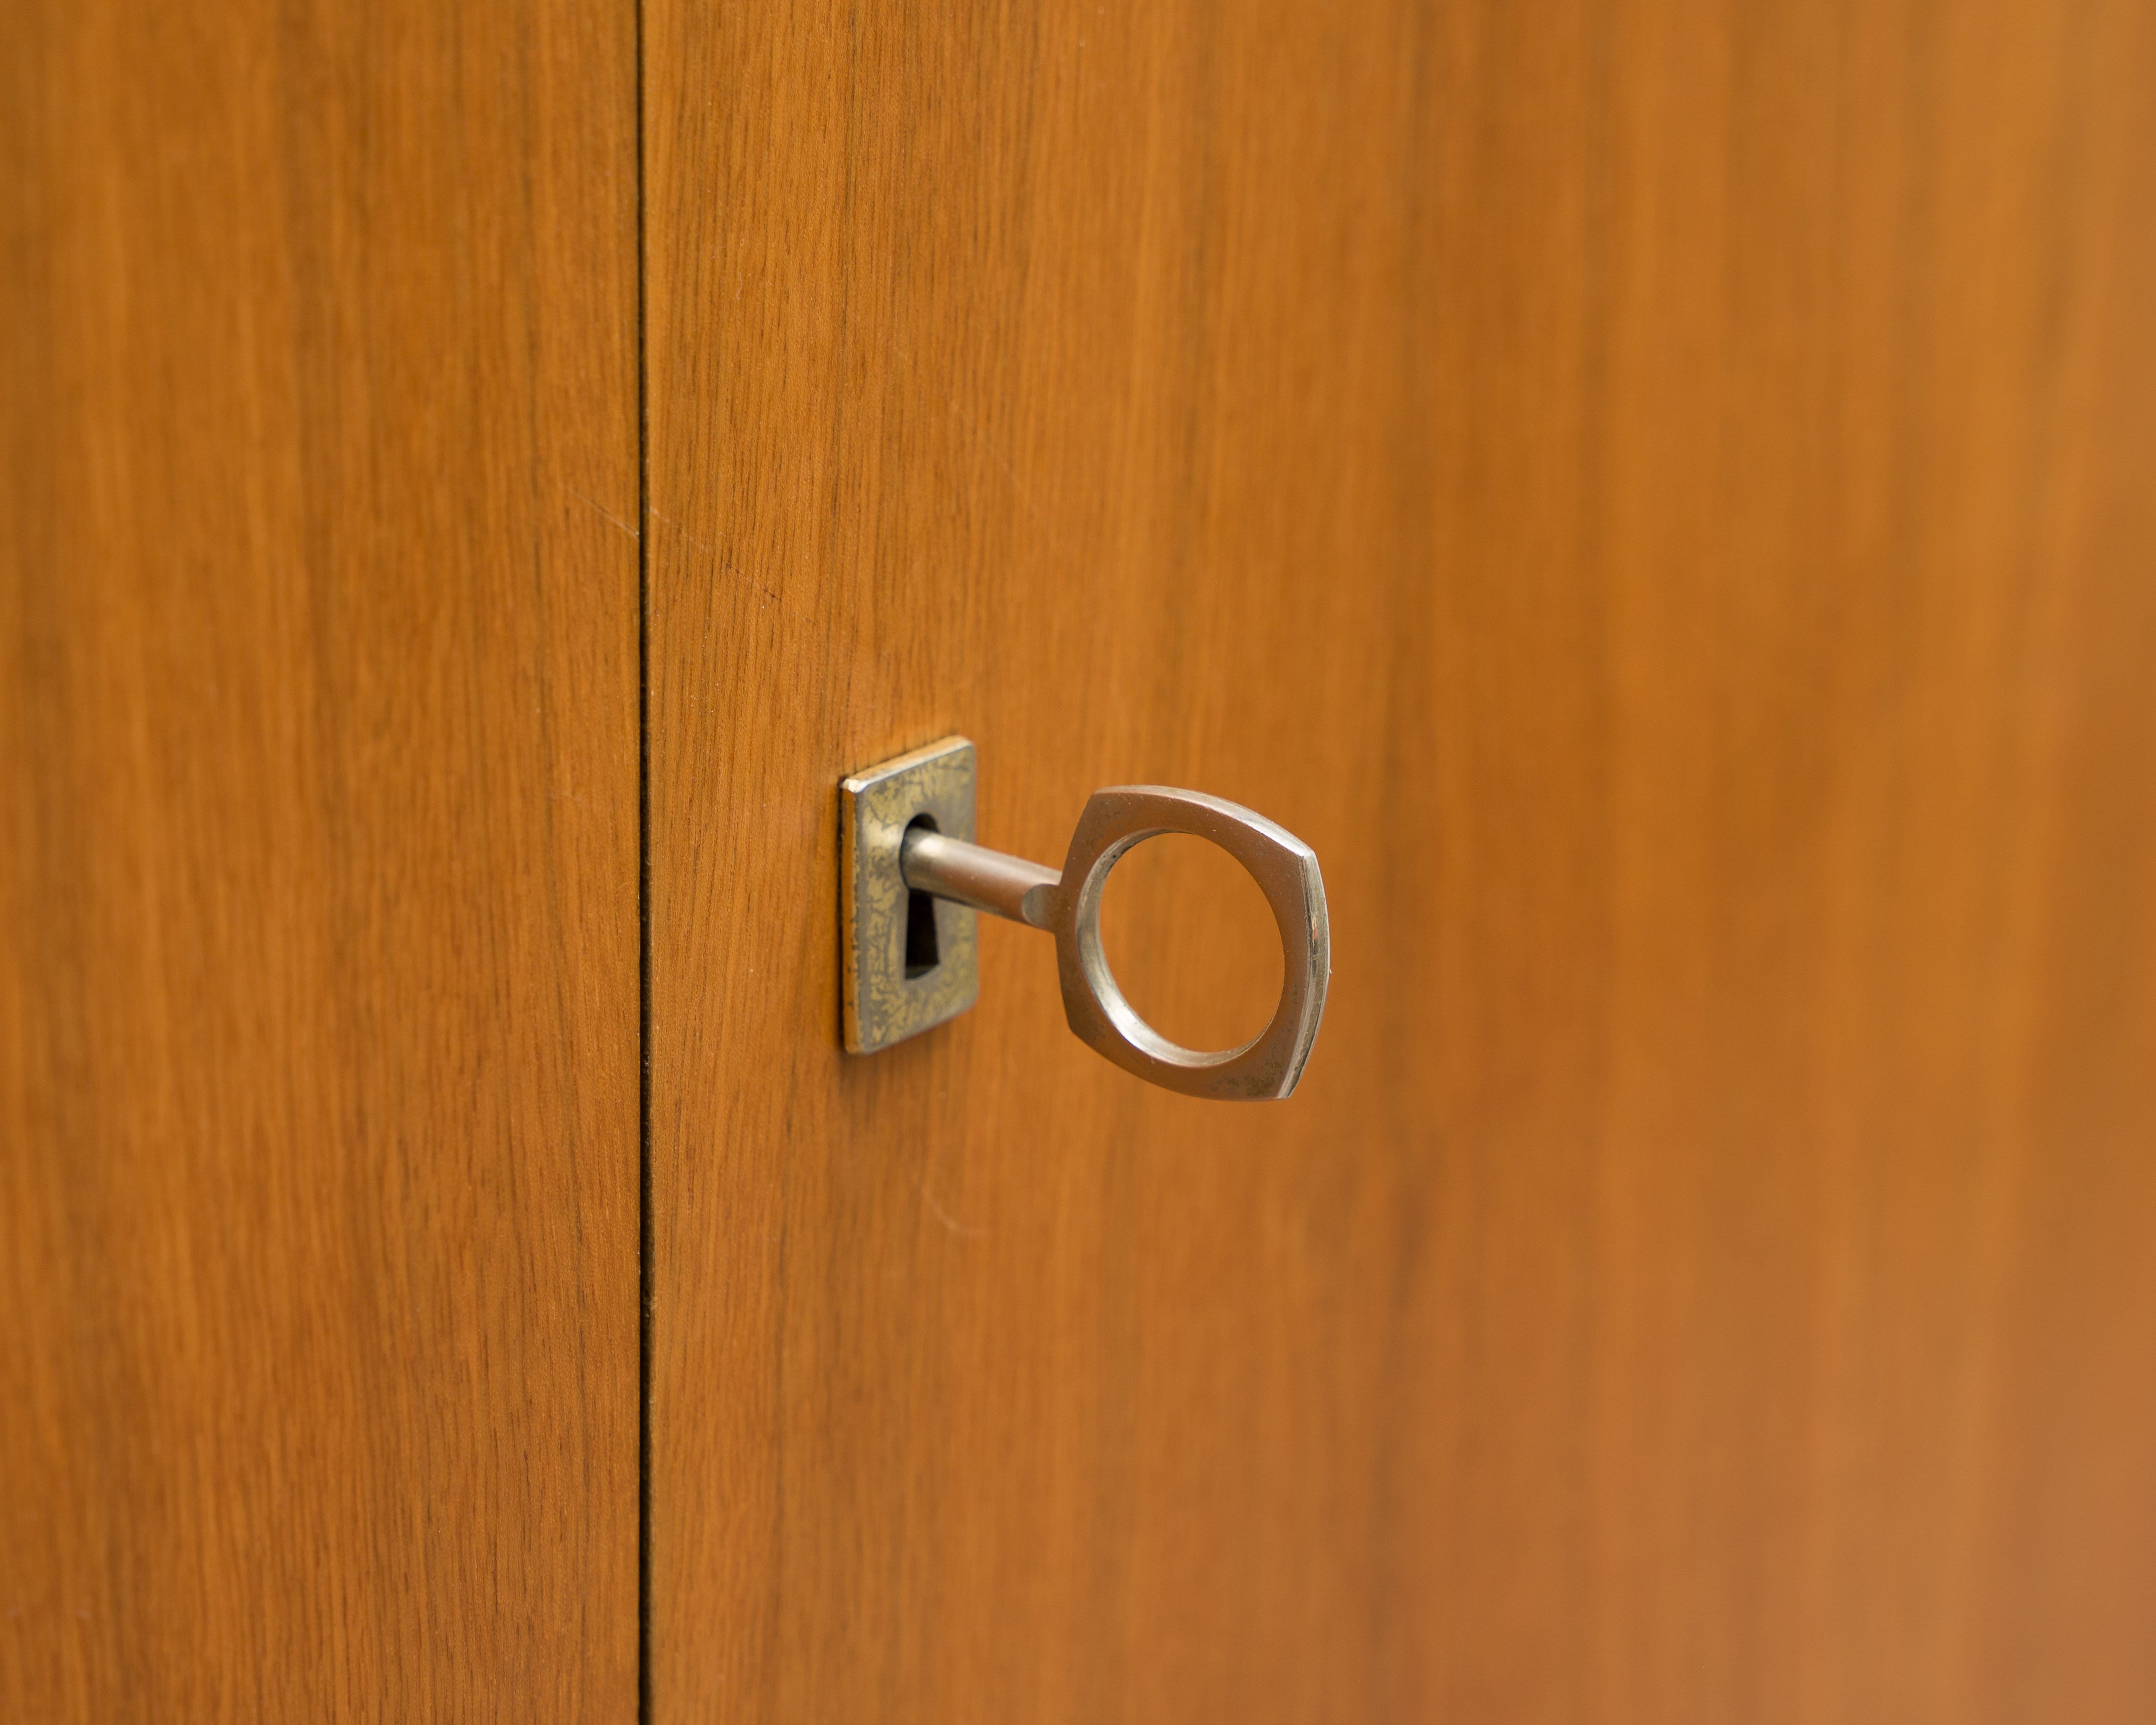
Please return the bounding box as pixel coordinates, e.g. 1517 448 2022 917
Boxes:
648 1 2156 1722
0 0 642 1715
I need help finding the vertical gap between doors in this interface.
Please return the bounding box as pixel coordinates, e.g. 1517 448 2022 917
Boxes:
634 0 653 1707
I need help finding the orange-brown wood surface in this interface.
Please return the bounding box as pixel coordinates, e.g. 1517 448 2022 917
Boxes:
646 1 2156 1721
0 0 642 1716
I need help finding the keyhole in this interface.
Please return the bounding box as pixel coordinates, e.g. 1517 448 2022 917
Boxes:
903 816 941 978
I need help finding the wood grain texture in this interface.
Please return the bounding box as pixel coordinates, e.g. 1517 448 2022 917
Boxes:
646 0 2156 1720
0 0 641 1716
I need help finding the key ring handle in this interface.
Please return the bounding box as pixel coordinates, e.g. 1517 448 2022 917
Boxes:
1043 787 1330 1100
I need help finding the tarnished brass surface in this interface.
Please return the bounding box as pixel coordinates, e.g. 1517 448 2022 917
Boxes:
838 736 980 1053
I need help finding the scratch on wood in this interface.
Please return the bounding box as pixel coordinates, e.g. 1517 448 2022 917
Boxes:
920 1172 988 1240
649 508 713 553
569 486 640 541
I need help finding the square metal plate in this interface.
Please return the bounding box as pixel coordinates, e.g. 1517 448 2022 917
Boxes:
839 735 979 1053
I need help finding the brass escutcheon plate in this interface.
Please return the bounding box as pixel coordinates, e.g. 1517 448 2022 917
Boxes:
838 736 980 1053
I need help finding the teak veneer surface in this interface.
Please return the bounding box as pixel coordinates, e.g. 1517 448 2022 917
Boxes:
646 1 2156 1722
8 0 2155 1718
0 0 641 1715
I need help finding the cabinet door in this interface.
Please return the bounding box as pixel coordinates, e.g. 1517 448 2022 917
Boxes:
0 0 641 1715
646 3 2156 1723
